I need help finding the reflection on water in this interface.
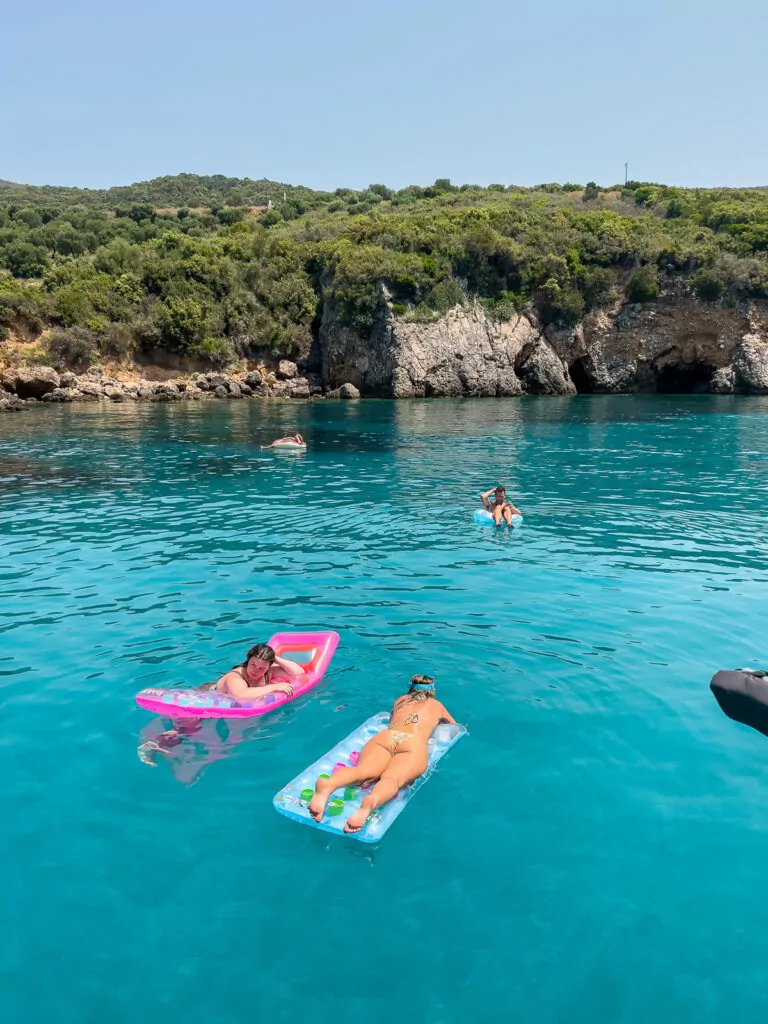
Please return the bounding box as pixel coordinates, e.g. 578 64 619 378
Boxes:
137 717 260 786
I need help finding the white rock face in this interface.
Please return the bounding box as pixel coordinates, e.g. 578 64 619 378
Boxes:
321 300 564 397
733 332 768 393
320 292 768 397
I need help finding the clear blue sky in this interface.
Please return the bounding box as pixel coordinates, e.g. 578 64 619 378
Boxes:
3 0 766 191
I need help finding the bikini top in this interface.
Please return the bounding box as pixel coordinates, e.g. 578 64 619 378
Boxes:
392 712 420 728
391 696 422 729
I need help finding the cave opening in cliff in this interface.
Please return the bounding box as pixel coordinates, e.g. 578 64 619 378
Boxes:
655 361 716 394
569 358 595 394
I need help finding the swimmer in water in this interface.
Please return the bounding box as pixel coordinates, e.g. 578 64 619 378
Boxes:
261 434 305 449
481 484 521 526
137 643 303 765
308 675 456 833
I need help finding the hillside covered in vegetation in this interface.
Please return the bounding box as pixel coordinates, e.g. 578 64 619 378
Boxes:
2 173 768 372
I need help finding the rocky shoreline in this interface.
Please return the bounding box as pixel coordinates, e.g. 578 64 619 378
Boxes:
0 360 361 413
4 293 768 412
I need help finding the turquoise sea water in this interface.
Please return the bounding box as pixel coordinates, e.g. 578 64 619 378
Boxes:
3 396 768 1023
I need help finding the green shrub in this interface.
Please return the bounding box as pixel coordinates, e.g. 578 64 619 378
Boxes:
425 280 464 313
626 266 659 302
583 182 600 202
691 267 725 302
391 302 407 315
633 186 659 207
534 279 585 325
188 336 235 366
483 291 522 321
158 296 212 351
403 304 441 323
217 207 246 226
54 287 92 326
579 267 615 309
99 322 136 361
1 241 50 278
47 327 99 370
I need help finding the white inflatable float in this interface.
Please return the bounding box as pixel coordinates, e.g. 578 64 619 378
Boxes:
473 509 523 527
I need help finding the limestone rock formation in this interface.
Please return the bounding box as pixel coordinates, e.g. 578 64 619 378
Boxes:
517 339 575 395
321 300 560 397
2 365 60 399
319 292 768 397
0 393 24 412
733 332 768 393
276 360 299 380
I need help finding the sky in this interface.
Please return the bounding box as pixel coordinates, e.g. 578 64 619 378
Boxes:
2 0 767 192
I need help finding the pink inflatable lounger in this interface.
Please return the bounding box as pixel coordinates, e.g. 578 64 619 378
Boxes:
135 630 339 719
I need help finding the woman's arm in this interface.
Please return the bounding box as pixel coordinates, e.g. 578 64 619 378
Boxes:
438 703 456 725
224 672 294 701
273 655 305 679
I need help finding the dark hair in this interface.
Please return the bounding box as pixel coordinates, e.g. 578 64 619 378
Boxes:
243 643 275 667
494 485 506 494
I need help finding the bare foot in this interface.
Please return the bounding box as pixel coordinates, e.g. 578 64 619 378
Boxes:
308 777 335 821
343 803 372 834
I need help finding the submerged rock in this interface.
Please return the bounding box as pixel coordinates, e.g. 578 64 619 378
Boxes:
327 382 361 399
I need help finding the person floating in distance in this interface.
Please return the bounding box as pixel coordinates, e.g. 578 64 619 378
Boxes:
261 434 305 449
481 484 521 527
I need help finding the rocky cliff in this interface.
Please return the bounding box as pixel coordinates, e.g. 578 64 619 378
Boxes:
4 295 768 412
320 294 768 397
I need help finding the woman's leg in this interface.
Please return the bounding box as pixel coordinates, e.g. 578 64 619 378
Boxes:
344 745 429 833
308 732 391 820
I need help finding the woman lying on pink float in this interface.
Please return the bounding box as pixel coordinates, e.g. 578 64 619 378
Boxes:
210 642 304 700
138 644 304 764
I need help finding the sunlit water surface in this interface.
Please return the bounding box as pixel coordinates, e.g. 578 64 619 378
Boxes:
3 396 768 1023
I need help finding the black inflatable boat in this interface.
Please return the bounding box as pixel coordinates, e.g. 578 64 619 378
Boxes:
710 669 768 737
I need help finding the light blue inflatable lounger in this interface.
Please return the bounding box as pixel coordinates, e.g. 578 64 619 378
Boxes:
473 508 523 527
273 712 467 843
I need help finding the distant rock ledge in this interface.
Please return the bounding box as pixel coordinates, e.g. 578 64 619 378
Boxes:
0 363 361 413
3 295 768 411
